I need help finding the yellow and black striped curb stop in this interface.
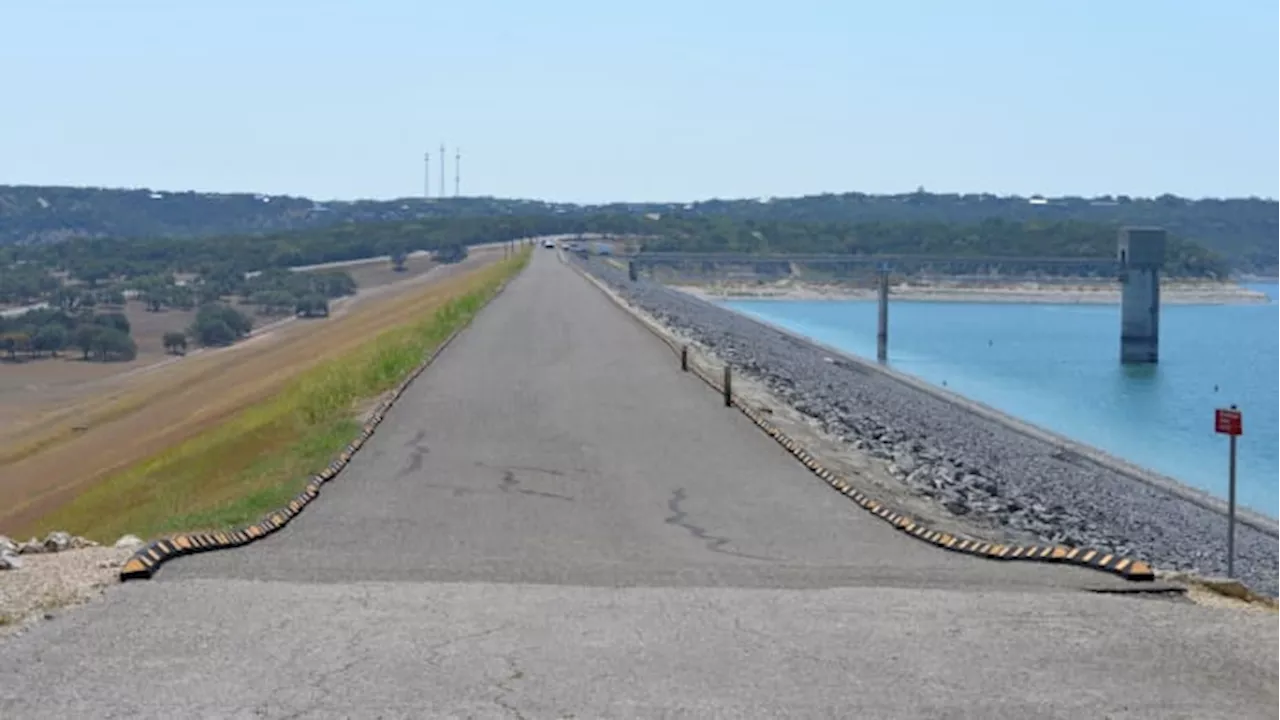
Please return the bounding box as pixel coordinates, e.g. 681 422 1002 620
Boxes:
732 402 1156 582
120 274 520 582
569 260 1157 583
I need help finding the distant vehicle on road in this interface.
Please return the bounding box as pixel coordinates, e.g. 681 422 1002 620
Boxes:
543 240 556 248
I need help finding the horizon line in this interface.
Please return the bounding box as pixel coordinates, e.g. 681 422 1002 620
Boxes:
2 182 1277 206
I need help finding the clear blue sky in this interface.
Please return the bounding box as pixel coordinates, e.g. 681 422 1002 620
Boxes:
2 1 1276 203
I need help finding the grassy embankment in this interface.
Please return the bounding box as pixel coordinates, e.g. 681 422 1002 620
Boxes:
27 250 530 542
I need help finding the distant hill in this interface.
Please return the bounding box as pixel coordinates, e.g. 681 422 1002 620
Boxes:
0 186 562 245
2 214 1229 302
681 192 1278 276
1 185 1275 273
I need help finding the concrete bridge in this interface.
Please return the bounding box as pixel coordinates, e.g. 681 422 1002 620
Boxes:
617 230 1169 365
1 249 1271 718
621 252 1124 278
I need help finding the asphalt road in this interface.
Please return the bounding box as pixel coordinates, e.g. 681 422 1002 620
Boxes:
1 250 1275 719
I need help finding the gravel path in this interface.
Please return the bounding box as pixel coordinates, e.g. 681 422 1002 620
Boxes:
574 256 1280 597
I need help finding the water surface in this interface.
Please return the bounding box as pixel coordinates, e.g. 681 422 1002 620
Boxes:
724 285 1279 518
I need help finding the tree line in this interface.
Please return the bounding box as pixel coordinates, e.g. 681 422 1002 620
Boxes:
0 264 363 363
0 308 139 362
0 299 268 363
0 215 1230 315
1 184 1273 273
0 186 548 247
637 216 1229 278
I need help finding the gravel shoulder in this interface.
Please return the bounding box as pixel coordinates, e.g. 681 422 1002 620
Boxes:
574 256 1280 598
0 544 133 639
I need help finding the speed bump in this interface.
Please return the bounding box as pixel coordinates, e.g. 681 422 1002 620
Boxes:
119 269 525 582
567 257 1157 584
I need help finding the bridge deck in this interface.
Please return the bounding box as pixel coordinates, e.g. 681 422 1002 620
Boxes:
0 251 1273 719
625 251 1122 269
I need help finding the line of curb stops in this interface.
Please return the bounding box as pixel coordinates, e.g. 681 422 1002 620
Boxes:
120 264 526 582
564 254 1156 584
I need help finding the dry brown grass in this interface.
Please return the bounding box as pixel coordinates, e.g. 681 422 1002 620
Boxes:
0 256 444 444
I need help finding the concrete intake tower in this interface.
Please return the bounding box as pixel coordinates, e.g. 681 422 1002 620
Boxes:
1117 226 1166 364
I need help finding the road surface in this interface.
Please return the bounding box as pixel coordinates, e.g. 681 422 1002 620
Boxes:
1 250 1275 719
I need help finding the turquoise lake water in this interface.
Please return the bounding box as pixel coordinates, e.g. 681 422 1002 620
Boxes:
724 284 1279 519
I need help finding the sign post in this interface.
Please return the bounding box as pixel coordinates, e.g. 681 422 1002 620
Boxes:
1213 405 1243 578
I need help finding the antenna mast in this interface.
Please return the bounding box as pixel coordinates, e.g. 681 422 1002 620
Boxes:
423 151 430 198
455 147 461 197
439 143 446 201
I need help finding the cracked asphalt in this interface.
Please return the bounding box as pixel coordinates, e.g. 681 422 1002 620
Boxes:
1 250 1275 719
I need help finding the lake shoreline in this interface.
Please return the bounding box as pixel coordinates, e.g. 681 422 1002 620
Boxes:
675 280 1272 305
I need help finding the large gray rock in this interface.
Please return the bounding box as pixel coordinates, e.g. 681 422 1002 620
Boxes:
43 531 72 552
0 535 16 554
0 549 21 570
890 452 918 476
18 538 46 555
113 534 143 550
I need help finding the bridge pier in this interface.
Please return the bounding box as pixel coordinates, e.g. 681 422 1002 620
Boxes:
876 265 890 363
1117 227 1166 364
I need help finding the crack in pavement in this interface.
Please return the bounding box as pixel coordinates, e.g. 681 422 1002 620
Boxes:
268 590 384 720
422 623 515 668
492 656 528 720
275 636 371 720
475 461 567 477
399 429 431 477
267 625 515 719
665 488 778 562
419 482 485 498
498 470 574 503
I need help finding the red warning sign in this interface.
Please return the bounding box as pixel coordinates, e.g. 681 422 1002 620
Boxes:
1214 408 1243 436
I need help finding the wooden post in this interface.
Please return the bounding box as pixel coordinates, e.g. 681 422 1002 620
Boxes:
722 365 732 407
681 345 689 372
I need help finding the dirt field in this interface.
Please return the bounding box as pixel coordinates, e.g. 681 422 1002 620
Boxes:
0 301 197 430
0 255 442 441
0 250 499 535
